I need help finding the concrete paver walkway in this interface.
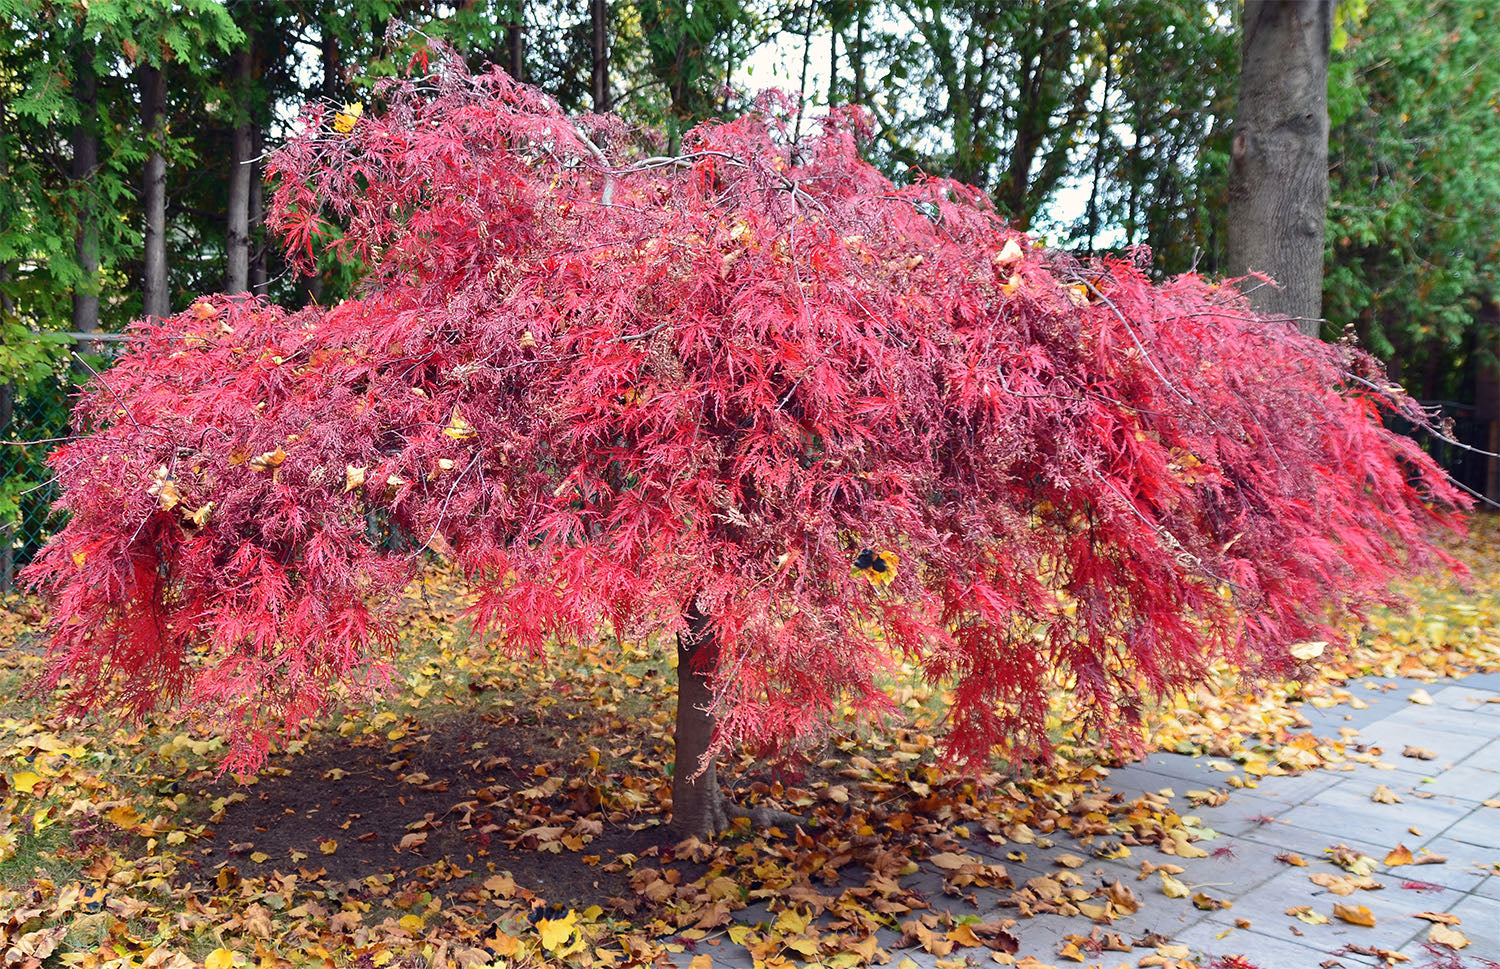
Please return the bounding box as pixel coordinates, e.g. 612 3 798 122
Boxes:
1081 675 1500 966
696 674 1500 968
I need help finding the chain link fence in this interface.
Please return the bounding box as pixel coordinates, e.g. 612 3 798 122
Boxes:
1 374 72 594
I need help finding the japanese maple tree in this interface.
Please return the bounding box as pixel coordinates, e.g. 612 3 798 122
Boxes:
27 48 1465 836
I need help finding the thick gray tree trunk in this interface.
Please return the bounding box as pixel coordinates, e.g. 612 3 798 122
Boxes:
1226 0 1333 339
139 63 169 319
71 42 100 333
591 0 609 112
226 46 254 295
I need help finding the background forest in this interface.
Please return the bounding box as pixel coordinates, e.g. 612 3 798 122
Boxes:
1 0 1498 588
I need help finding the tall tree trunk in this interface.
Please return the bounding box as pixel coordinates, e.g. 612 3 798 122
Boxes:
672 609 726 837
1226 0 1332 338
71 41 100 333
249 138 267 295
827 28 838 106
139 63 169 319
590 0 609 111
226 46 254 295
321 25 340 101
507 3 525 81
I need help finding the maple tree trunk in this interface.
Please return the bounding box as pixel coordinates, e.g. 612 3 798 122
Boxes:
226 46 254 295
139 62 169 320
71 40 100 333
671 609 727 838
1226 0 1332 338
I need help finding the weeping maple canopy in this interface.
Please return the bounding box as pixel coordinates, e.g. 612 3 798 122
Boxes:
28 53 1464 778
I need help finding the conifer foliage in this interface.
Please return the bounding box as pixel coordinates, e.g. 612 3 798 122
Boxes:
27 50 1463 831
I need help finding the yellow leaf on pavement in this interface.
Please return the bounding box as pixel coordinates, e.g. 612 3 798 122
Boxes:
1384 844 1415 866
1333 903 1377 927
1288 906 1329 925
1159 872 1190 898
1427 924 1469 949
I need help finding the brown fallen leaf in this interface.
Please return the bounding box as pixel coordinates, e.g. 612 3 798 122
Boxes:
1412 911 1461 925
929 851 978 870
1277 852 1309 866
1333 903 1377 927
1309 871 1381 895
1402 745 1437 760
1053 852 1086 869
1104 879 1139 916
1191 891 1231 911
1372 784 1402 804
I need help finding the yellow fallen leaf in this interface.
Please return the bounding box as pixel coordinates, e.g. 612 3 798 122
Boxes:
1289 640 1327 660
444 407 476 440
1159 872 1190 898
1053 853 1086 869
11 771 41 794
1403 745 1438 760
333 101 363 134
1428 924 1469 949
1333 903 1377 927
536 910 578 952
689 956 714 969
1408 688 1434 705
249 851 269 864
399 913 424 934
994 239 1024 266
248 447 287 473
147 466 180 511
1372 784 1402 804
183 501 214 527
205 949 236 969
1288 906 1329 925
1384 844 1415 866
319 839 338 855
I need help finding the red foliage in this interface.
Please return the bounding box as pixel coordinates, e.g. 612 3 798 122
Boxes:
26 52 1465 773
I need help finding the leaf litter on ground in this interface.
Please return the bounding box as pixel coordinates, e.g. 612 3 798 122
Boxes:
0 517 1496 968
